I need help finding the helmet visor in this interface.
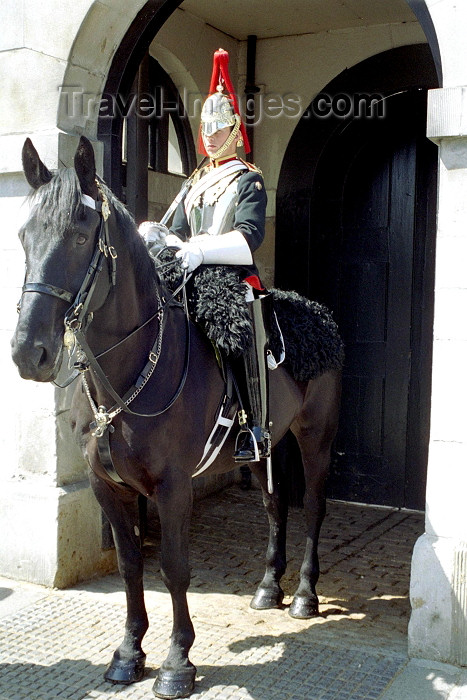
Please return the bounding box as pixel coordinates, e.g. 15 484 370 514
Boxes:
201 93 236 137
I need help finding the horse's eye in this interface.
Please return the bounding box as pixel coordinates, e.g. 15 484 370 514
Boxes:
76 234 88 246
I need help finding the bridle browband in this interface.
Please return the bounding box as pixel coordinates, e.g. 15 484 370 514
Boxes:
18 181 191 483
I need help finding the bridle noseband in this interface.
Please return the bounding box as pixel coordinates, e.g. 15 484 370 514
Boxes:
20 283 75 307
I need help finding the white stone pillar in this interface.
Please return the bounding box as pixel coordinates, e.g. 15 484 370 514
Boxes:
0 139 116 587
0 0 116 587
409 86 467 664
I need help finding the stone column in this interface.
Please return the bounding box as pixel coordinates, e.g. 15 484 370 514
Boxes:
409 86 467 664
0 137 116 587
0 0 116 587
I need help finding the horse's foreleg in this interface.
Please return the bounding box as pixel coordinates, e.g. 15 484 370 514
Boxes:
89 473 148 684
249 438 289 610
152 473 196 700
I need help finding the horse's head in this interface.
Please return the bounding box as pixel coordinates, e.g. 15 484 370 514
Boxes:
11 136 104 381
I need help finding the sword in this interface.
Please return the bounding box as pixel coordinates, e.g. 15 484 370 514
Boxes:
160 157 208 227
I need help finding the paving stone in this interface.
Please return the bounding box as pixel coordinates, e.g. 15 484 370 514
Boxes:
0 487 424 699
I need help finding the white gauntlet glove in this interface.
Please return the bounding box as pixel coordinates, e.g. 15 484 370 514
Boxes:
175 240 205 273
165 233 203 272
174 230 253 273
163 234 203 273
140 229 253 273
161 233 203 272
165 233 185 249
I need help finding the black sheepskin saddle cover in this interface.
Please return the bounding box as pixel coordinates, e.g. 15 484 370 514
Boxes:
157 252 344 382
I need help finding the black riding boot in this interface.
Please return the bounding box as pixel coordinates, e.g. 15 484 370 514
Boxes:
234 295 271 463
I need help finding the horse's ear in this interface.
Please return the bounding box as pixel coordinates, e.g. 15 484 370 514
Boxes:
74 136 97 198
22 138 53 190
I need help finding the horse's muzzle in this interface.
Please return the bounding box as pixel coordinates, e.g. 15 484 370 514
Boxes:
11 331 63 382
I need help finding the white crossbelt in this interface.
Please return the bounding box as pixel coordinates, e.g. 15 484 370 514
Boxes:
184 160 247 219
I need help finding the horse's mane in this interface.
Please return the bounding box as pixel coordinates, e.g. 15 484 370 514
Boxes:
26 168 87 235
25 168 158 296
96 178 158 295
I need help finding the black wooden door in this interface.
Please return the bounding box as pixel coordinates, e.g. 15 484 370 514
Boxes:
307 90 436 508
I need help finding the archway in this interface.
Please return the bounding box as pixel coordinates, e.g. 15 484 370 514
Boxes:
276 45 439 509
405 0 442 83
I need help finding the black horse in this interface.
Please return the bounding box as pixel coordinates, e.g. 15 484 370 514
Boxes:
11 136 342 699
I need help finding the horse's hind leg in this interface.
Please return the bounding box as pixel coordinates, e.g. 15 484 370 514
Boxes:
89 472 148 684
249 437 289 610
289 370 341 619
152 472 196 699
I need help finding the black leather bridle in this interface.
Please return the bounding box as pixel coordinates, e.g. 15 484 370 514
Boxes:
17 184 191 484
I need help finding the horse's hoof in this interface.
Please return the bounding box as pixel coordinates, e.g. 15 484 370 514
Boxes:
104 652 146 685
289 595 319 619
250 586 284 610
153 665 196 699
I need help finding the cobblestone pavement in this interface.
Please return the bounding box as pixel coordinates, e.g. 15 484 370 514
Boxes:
0 486 424 700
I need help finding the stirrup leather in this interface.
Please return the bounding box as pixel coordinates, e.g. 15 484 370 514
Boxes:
233 294 272 463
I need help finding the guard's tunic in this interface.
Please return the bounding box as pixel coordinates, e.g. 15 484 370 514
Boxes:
170 155 267 281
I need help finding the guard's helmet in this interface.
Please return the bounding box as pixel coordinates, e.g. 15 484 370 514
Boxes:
198 48 250 155
201 87 236 137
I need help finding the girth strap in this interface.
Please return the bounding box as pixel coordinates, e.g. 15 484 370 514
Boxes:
95 424 128 486
95 360 237 487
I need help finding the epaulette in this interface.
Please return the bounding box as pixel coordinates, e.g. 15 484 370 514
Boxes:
239 157 263 176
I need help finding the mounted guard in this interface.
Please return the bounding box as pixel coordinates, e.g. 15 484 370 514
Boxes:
13 122 343 698
140 48 273 465
11 43 344 699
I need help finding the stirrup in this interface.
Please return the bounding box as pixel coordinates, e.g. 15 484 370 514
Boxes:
234 427 270 463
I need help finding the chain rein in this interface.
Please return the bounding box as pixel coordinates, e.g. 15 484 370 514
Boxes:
79 291 165 436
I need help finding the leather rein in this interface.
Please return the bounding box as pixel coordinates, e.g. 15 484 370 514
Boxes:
18 182 191 459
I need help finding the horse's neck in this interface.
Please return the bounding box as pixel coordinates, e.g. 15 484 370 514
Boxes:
85 236 162 393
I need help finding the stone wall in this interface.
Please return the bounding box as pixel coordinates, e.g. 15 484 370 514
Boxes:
409 80 467 665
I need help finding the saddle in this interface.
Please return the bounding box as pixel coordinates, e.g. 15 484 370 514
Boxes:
156 251 344 380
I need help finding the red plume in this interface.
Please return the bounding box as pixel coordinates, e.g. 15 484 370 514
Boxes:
198 48 251 156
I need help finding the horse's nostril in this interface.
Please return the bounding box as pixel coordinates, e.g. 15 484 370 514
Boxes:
36 347 47 368
33 341 50 369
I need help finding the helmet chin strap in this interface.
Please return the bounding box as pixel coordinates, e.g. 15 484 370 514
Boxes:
208 115 241 161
